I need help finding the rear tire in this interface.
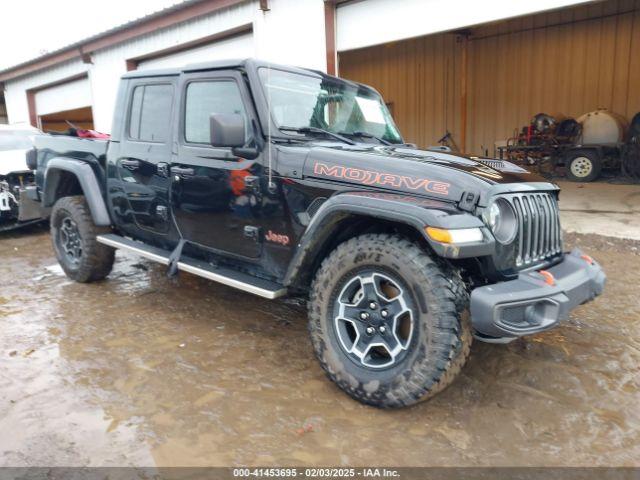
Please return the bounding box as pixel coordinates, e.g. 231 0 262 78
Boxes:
50 196 114 282
308 234 472 408
566 150 602 182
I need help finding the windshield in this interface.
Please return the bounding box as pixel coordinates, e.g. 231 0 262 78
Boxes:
0 131 35 151
259 68 402 144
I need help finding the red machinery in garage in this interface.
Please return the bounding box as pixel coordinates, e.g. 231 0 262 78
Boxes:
498 109 640 182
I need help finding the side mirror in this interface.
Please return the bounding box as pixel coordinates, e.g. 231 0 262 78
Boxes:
231 147 260 160
210 113 245 148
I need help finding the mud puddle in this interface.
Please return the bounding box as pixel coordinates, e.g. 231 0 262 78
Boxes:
0 227 638 466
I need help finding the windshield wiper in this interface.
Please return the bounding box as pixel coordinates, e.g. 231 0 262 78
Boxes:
339 131 392 146
279 126 356 145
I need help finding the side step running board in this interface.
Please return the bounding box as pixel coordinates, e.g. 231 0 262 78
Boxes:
97 234 287 300
98 233 171 265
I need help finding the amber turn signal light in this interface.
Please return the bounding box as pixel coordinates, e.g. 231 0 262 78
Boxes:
425 227 452 243
539 270 556 286
581 254 594 265
425 227 483 244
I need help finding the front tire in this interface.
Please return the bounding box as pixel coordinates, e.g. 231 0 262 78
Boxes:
308 234 472 408
50 196 115 283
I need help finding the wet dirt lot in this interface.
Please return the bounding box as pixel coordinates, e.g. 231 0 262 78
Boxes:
1 227 639 467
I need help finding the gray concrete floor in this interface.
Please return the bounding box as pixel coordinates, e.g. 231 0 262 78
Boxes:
557 181 640 240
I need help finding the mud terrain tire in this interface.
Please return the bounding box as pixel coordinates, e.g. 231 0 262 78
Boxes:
308 234 471 408
51 196 114 283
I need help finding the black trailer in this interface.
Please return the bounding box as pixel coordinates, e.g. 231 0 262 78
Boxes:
496 142 622 182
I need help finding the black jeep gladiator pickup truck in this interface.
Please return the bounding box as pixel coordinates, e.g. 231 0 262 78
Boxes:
32 59 605 408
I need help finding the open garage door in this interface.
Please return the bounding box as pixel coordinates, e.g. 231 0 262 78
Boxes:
136 30 254 71
39 107 94 132
34 76 94 132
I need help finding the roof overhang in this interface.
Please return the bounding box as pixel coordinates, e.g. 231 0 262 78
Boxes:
0 0 249 83
335 0 599 52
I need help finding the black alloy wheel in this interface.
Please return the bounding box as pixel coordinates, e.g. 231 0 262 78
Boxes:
58 216 83 266
333 270 415 369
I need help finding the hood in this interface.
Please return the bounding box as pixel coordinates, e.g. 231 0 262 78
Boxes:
0 149 30 176
302 144 548 203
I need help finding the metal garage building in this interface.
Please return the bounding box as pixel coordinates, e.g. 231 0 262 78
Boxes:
338 0 640 155
0 0 327 133
1 0 637 158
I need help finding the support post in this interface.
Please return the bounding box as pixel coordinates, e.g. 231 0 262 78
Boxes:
459 34 469 153
26 90 37 128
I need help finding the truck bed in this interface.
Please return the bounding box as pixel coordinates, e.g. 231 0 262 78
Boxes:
34 134 109 169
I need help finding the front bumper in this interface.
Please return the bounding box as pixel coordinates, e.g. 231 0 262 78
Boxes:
470 249 606 339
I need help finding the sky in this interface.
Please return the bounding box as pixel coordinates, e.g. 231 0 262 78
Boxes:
0 0 188 70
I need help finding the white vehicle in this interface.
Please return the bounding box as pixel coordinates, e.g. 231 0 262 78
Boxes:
0 124 45 231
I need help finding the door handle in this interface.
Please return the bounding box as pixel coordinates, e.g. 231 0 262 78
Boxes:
121 158 140 170
244 175 264 198
244 175 261 194
170 166 195 177
157 162 170 178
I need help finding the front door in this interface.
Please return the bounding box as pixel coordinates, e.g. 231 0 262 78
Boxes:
170 71 262 259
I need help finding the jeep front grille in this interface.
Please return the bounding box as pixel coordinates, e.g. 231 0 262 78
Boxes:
502 192 562 267
478 159 505 170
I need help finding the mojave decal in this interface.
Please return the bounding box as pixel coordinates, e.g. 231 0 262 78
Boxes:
313 162 450 196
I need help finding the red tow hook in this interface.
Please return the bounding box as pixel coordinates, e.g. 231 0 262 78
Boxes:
581 254 594 265
538 270 556 286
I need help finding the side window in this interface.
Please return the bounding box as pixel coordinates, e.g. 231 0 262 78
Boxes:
128 84 173 142
184 80 248 144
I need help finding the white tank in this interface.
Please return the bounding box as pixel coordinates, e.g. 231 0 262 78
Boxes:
576 109 627 146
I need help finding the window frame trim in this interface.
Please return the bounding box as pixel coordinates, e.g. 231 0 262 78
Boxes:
178 70 257 151
125 80 175 145
182 77 249 146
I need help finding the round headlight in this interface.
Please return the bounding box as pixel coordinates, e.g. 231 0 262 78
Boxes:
485 198 517 244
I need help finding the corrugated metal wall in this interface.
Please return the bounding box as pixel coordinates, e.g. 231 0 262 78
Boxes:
88 0 257 131
339 34 462 150
4 0 328 132
468 0 640 154
339 0 640 155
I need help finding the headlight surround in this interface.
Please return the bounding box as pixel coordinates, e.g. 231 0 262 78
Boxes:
484 197 517 244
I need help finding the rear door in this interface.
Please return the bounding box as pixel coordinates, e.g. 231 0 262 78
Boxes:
116 78 175 235
170 70 262 259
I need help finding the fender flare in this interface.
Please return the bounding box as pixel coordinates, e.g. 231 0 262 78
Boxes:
283 191 493 288
43 157 111 226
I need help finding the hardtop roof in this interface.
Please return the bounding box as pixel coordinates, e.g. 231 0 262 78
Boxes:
120 58 366 90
